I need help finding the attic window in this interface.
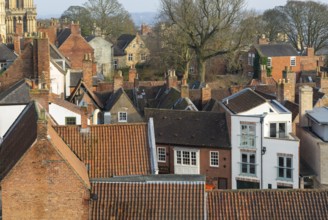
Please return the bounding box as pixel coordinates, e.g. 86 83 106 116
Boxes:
267 57 272 67
65 117 76 125
118 112 127 122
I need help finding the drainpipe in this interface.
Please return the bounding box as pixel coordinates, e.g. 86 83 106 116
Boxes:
260 116 264 189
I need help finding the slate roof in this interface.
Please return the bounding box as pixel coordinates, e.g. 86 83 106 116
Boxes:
0 43 17 61
0 79 30 104
49 43 71 69
104 88 126 111
90 175 205 220
116 34 135 50
207 190 328 220
56 28 71 47
54 123 152 178
283 100 299 121
222 88 267 114
70 71 83 87
0 102 37 180
255 44 299 57
144 108 230 148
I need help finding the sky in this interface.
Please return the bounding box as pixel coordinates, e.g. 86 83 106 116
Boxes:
34 0 327 18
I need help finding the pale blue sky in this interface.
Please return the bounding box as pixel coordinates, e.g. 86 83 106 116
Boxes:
35 0 327 17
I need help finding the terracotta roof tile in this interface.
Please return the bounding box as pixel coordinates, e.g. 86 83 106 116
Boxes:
53 123 152 178
90 177 205 219
207 190 328 220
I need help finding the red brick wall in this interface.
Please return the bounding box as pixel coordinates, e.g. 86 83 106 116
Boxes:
271 56 301 81
59 35 94 70
1 139 90 219
0 44 34 92
157 145 231 189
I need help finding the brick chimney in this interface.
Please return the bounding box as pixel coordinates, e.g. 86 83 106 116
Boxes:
82 53 93 89
15 20 23 36
299 86 313 127
306 47 314 57
283 66 296 85
113 71 123 92
37 108 48 140
317 72 328 94
129 65 137 83
23 34 33 49
258 34 269 45
167 69 178 89
30 89 50 112
80 106 89 132
201 84 211 107
181 78 189 98
277 78 295 103
13 35 21 55
259 64 267 84
70 21 80 35
33 32 50 90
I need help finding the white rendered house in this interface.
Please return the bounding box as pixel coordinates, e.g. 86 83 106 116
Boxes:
220 88 299 189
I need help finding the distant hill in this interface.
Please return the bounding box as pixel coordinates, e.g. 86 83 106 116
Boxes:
131 12 158 27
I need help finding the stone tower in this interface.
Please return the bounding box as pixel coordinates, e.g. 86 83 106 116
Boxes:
5 0 37 42
0 0 5 42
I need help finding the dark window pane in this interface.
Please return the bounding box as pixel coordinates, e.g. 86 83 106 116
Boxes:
279 168 284 177
242 164 248 173
279 123 286 137
279 157 284 167
250 154 255 163
287 158 292 168
242 154 247 162
270 123 276 137
250 165 256 174
286 169 292 178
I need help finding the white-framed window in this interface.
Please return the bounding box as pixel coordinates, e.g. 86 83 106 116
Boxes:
290 56 296 66
277 156 293 181
128 53 133 61
157 147 166 162
270 122 286 138
240 124 256 147
210 151 219 167
248 53 255 66
176 150 197 166
267 57 272 67
118 112 127 122
240 152 256 176
65 117 76 125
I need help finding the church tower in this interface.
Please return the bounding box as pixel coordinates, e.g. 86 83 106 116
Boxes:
0 0 6 42
5 0 37 42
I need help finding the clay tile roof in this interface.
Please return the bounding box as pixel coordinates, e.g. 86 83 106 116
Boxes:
207 190 328 220
255 44 299 57
48 125 90 189
0 79 30 104
90 175 205 219
53 123 152 178
222 88 267 114
145 108 230 148
0 102 37 180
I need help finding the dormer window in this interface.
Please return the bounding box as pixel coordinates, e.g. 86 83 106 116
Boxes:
118 112 127 122
270 122 286 138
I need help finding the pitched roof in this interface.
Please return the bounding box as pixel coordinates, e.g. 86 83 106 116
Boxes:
0 79 30 104
207 190 328 220
0 43 17 61
283 100 299 121
70 70 83 87
144 108 230 148
53 123 152 178
90 175 205 220
116 34 135 50
0 102 37 180
104 88 126 111
222 88 267 114
255 44 299 57
68 79 104 109
157 87 181 109
56 28 71 47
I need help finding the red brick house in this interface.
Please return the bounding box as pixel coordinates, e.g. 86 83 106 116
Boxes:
246 44 319 82
0 102 90 219
56 22 95 70
145 108 231 189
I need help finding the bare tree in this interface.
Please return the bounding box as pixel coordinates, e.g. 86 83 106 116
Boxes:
160 0 245 83
266 1 328 53
61 6 93 36
84 0 135 39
